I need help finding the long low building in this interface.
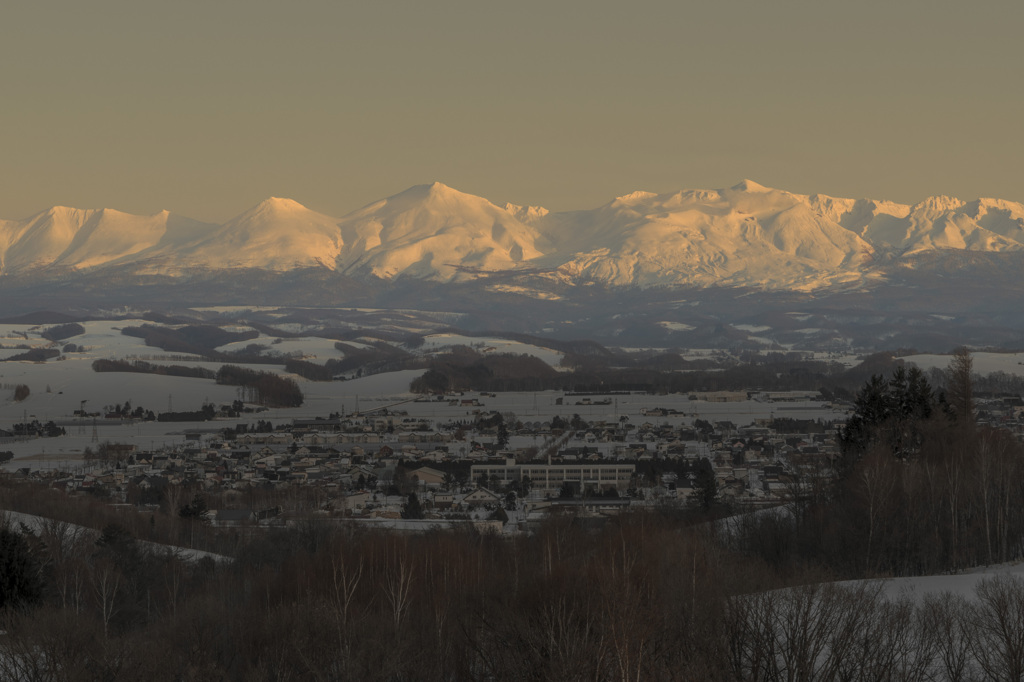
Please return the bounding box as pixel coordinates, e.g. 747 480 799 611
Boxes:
471 460 635 495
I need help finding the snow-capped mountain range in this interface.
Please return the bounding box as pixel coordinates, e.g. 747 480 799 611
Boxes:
3 180 1024 292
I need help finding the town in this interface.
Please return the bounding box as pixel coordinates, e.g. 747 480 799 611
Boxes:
6 383 1023 534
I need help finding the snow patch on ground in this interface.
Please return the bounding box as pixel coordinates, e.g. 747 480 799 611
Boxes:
215 334 346 363
419 333 564 366
839 561 1024 603
658 322 696 332
905 351 1024 377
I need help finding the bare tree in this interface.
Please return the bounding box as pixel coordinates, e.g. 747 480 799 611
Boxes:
382 549 414 635
970 575 1024 681
38 518 89 613
922 592 976 682
947 347 975 428
859 449 898 574
91 558 122 639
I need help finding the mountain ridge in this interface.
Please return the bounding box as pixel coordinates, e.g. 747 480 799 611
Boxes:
3 181 1024 292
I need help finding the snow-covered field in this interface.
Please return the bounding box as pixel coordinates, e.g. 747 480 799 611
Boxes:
4 318 986 473
419 332 564 367
658 321 696 332
1 327 840 471
0 326 50 348
906 351 1024 377
215 334 347 362
861 560 1024 602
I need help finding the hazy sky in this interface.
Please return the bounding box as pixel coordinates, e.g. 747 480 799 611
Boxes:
1 0 1021 222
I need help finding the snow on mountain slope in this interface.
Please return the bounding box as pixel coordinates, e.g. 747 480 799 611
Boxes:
175 198 344 271
807 195 911 253
503 202 550 224
535 181 875 289
0 207 215 274
3 181 1024 291
337 182 547 281
0 206 92 272
808 193 1024 256
967 198 1024 237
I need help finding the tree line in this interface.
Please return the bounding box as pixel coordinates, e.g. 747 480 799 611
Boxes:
215 365 304 408
411 347 559 393
4 502 1024 681
728 349 1024 578
408 347 924 396
92 359 216 380
40 323 86 342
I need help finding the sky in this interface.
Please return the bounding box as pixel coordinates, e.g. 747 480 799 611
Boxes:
1 0 1022 222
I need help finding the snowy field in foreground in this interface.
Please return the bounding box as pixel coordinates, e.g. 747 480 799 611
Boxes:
847 560 1024 602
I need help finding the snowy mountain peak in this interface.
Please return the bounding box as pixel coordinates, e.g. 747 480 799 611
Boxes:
612 190 659 205
36 205 95 221
504 203 550 223
173 197 346 272
233 197 319 220
369 183 499 216
426 181 454 193
912 195 966 215
4 181 1024 291
259 196 307 210
392 181 463 200
731 179 772 193
337 182 547 282
965 200 1024 236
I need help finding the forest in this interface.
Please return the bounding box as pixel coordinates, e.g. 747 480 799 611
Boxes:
214 366 304 408
2 490 1024 681
407 346 953 397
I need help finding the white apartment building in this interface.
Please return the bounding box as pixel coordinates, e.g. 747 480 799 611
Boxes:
471 459 635 494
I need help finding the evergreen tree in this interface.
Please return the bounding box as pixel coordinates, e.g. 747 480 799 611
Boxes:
840 365 938 463
496 421 510 449
692 458 718 512
0 528 43 610
179 494 210 522
401 492 425 519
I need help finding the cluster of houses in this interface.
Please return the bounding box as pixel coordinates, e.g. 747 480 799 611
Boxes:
11 385 1022 530
9 385 1016 524
2 395 865 528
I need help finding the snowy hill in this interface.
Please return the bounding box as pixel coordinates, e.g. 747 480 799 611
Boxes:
337 182 547 282
533 181 876 290
2 180 1024 292
0 207 215 273
176 197 345 271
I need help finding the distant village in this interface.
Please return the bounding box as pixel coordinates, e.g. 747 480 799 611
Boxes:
5 387 1024 533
